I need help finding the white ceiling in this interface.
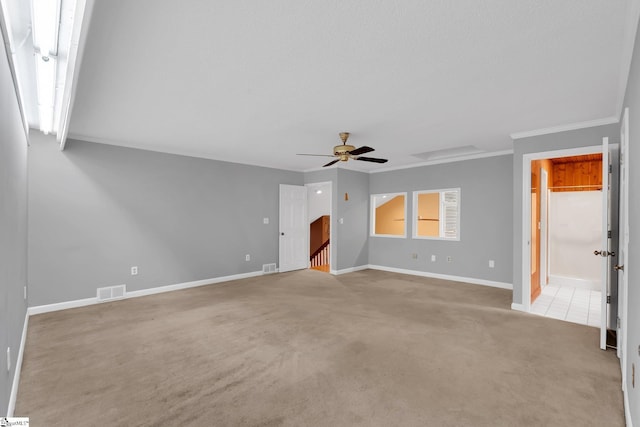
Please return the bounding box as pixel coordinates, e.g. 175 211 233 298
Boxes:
64 0 637 172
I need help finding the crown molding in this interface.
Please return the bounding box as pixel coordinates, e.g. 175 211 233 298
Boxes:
368 149 513 174
510 116 619 140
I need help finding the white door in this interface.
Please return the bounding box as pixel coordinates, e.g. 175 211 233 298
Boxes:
279 184 308 273
597 137 611 350
617 108 629 383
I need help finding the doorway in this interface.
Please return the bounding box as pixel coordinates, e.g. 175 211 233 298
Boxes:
306 182 332 273
530 154 604 326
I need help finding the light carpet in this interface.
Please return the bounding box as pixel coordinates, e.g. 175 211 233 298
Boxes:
15 269 624 426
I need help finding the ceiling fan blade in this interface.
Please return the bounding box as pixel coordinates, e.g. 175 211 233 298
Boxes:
297 153 337 157
348 146 374 156
355 156 388 163
323 159 340 167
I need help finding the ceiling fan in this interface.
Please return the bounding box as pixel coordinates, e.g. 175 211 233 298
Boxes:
297 132 389 167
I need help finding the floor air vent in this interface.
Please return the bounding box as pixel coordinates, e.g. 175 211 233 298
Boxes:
97 284 126 302
262 263 277 274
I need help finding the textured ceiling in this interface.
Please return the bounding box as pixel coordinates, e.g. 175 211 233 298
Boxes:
67 0 635 171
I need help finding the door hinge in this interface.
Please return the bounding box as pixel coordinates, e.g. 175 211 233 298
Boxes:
608 230 612 239
609 164 612 173
607 295 611 304
617 317 621 329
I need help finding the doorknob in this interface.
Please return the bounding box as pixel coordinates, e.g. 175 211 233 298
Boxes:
594 250 616 257
614 265 624 271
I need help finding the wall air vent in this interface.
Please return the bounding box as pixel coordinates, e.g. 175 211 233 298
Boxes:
97 284 126 302
262 263 277 274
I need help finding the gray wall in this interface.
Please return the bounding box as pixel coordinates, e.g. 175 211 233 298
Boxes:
621 14 640 425
28 136 302 306
336 168 369 270
511 123 619 304
0 29 29 413
368 155 513 284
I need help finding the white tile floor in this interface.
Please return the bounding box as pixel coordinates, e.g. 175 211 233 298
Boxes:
530 284 601 327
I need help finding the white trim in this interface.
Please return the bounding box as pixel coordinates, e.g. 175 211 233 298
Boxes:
510 303 526 312
28 296 97 315
28 271 263 315
66 133 307 173
7 311 28 417
57 0 94 149
367 264 513 290
126 271 262 299
510 117 619 140
412 188 461 241
624 384 633 427
330 265 369 275
370 150 513 174
370 192 408 238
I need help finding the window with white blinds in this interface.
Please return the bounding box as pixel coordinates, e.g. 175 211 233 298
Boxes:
413 188 460 240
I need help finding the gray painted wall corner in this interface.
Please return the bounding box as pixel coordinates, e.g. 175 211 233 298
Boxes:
0 28 29 414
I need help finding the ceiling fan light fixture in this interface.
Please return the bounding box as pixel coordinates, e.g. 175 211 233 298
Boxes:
298 132 388 167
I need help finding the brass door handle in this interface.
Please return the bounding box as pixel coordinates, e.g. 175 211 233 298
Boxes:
614 265 624 271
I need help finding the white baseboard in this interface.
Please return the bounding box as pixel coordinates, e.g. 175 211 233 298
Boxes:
28 297 97 316
28 271 264 316
548 274 599 291
330 265 369 275
126 271 263 299
366 264 513 290
511 303 527 312
7 310 28 417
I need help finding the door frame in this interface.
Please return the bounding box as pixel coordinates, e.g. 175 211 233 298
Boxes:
539 168 549 289
305 181 333 271
618 108 629 387
520 145 602 312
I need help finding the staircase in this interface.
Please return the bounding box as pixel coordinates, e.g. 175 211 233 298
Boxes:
310 240 330 272
309 215 330 272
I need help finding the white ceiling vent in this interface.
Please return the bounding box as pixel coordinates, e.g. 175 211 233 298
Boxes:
97 284 126 302
413 146 485 161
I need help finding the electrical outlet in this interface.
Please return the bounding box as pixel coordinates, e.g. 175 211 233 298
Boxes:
24 286 27 300
6 347 10 372
131 266 138 276
489 260 495 268
411 253 418 259
431 255 436 262
263 217 269 224
245 254 250 261
447 256 452 263
339 218 344 224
